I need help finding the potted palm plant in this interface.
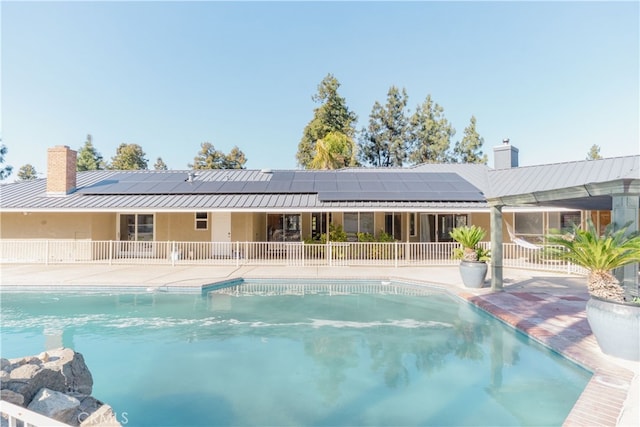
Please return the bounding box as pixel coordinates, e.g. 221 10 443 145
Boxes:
545 220 640 361
450 225 491 288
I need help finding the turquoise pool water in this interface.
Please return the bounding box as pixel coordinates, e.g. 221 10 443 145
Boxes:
1 282 590 426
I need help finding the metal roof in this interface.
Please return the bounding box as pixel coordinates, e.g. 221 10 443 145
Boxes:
486 156 639 198
2 155 638 212
0 168 488 212
75 169 485 202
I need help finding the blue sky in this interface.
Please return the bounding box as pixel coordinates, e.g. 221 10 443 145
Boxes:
2 1 638 180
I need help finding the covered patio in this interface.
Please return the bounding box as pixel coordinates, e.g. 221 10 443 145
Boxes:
487 156 640 297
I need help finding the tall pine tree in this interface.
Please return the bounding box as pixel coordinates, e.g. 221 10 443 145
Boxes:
296 74 357 168
189 143 247 169
0 142 12 180
77 134 104 171
408 95 454 164
452 116 487 164
109 143 148 170
358 86 410 167
17 164 38 181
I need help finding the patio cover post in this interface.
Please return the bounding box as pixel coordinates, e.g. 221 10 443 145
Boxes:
612 194 639 298
490 203 504 291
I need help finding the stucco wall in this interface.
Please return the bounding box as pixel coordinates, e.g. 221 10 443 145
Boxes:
231 213 253 241
468 213 493 242
91 213 116 240
1 213 92 239
159 213 211 242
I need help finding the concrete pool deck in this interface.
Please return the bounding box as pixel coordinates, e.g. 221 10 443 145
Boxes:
1 263 638 426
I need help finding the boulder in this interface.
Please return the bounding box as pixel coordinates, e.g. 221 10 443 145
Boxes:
5 363 61 404
80 404 121 427
2 349 111 426
28 388 81 425
0 389 25 406
44 348 93 395
0 358 9 370
2 348 93 405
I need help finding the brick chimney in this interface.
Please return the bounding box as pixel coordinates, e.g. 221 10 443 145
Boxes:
493 138 519 169
46 145 77 195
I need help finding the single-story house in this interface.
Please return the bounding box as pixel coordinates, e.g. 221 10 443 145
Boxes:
1 143 638 291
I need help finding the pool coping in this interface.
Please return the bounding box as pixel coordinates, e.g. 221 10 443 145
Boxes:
1 269 637 426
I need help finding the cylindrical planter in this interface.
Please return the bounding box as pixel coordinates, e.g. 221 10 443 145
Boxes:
459 261 488 288
586 296 640 361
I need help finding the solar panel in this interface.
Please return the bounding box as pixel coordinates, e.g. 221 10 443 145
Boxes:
76 170 484 202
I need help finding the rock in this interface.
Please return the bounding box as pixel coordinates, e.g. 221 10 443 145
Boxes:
28 388 81 425
76 395 104 415
80 404 122 427
0 389 25 406
5 362 60 405
44 348 93 395
0 358 9 371
3 348 93 406
2 349 109 426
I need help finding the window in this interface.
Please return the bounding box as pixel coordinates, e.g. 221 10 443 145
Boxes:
195 212 208 230
344 212 374 241
385 213 402 240
409 213 416 237
311 212 332 240
560 211 581 232
119 214 154 241
514 212 543 236
267 213 301 242
437 214 467 242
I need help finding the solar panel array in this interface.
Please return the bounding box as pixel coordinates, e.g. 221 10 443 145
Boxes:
76 170 485 202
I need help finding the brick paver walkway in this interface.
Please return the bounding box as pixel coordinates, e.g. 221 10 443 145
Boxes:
460 289 636 426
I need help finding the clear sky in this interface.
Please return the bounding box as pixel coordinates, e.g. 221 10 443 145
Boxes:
2 1 639 180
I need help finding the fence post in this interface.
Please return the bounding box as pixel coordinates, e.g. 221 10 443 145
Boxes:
236 241 240 267
45 240 49 265
394 241 398 268
171 241 176 267
109 241 113 265
327 242 332 267
301 241 305 267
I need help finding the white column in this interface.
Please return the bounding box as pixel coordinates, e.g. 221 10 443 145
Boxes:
490 204 504 291
612 194 639 297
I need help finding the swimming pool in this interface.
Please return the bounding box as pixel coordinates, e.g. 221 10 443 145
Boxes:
1 281 591 426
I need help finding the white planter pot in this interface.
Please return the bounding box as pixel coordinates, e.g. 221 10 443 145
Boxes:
586 296 640 361
459 261 488 288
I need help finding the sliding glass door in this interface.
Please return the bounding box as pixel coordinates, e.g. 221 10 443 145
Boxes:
118 214 154 256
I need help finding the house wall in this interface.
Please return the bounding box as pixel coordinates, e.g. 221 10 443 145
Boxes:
157 213 211 242
252 212 266 241
1 213 92 239
91 213 116 240
301 213 312 239
469 212 492 242
231 213 254 241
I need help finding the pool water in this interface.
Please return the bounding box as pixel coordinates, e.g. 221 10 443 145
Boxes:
1 283 590 426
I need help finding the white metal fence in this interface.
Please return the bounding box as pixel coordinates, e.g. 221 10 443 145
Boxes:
0 400 70 427
0 239 584 274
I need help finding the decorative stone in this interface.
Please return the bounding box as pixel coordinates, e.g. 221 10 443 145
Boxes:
3 348 93 406
0 389 25 406
28 388 81 425
80 404 121 427
2 349 113 426
43 348 93 395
